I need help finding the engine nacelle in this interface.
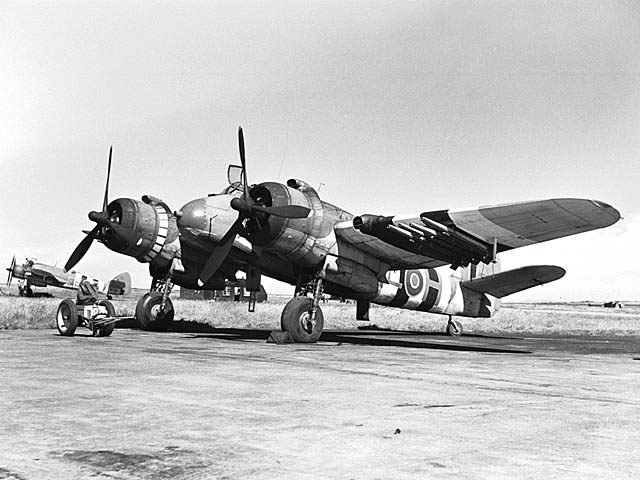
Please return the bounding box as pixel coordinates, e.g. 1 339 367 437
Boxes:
103 197 179 269
244 180 352 268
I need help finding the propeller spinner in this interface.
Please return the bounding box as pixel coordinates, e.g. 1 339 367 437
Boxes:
197 127 311 286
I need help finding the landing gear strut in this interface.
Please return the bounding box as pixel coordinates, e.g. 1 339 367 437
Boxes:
18 283 33 297
135 276 174 331
446 316 463 337
281 275 324 343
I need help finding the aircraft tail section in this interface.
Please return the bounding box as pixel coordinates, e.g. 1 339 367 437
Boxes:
460 265 565 299
106 272 131 296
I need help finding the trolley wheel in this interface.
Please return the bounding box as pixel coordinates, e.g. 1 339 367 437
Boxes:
56 298 78 336
95 300 116 337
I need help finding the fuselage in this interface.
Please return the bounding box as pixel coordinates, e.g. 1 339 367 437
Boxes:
97 178 500 318
176 180 501 318
11 261 107 290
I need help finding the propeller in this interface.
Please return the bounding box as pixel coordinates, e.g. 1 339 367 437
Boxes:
6 255 16 287
64 147 139 272
197 127 311 286
197 216 244 286
103 145 112 211
65 226 100 272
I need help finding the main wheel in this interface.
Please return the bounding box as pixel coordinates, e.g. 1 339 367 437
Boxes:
95 300 116 337
281 296 324 343
446 318 463 337
135 292 174 332
56 298 78 336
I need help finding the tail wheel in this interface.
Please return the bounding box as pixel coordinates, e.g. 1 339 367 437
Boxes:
135 292 174 331
281 296 324 343
56 298 78 336
95 300 116 337
446 318 463 337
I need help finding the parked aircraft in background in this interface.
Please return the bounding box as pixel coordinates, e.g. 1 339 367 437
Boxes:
6 256 130 298
63 128 620 341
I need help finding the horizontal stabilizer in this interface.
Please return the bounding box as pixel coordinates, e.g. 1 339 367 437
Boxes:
460 265 565 298
107 272 131 296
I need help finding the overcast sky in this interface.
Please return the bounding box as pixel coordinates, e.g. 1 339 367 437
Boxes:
1 0 639 301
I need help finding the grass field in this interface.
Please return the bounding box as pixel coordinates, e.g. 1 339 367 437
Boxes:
1 291 640 336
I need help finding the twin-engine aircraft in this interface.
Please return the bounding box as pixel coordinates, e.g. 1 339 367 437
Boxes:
64 128 620 341
6 256 131 298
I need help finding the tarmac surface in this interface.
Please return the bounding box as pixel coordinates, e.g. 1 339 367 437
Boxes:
1 325 639 479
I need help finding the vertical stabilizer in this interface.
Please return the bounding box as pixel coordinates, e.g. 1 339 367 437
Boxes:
107 272 131 296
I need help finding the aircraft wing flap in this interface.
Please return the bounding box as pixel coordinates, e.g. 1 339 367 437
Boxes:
460 265 566 298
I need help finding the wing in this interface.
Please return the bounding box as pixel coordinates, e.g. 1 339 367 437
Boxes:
337 198 620 270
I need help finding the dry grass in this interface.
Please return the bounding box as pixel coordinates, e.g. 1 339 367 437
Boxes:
1 294 640 336
0 297 61 329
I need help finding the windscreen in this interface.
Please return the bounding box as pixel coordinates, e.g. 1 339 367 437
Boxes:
227 165 243 186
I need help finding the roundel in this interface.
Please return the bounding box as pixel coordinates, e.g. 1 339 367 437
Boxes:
405 270 424 296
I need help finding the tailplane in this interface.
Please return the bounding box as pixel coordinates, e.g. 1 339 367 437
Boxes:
461 265 565 299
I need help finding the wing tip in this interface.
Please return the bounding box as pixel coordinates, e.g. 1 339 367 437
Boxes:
546 198 621 228
589 199 621 225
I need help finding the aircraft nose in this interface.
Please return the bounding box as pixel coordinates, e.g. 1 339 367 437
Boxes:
177 198 207 235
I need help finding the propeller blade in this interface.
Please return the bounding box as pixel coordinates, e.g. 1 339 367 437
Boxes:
197 216 243 287
7 255 15 286
103 146 113 211
64 225 100 272
236 127 310 219
252 204 311 219
238 126 249 199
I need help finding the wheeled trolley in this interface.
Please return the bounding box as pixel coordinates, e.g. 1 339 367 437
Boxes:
56 298 120 337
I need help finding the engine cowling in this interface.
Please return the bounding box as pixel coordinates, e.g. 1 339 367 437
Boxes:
243 180 352 268
102 197 179 269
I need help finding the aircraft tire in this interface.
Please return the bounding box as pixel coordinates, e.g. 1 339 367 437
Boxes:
135 292 174 332
446 319 463 337
96 300 116 337
56 298 78 336
281 296 324 343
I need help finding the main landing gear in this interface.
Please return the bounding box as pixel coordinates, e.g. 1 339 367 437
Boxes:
18 283 33 297
281 275 324 343
135 276 175 331
446 316 463 337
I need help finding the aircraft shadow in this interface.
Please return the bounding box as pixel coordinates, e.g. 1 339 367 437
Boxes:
170 323 530 354
320 331 530 354
356 326 518 340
